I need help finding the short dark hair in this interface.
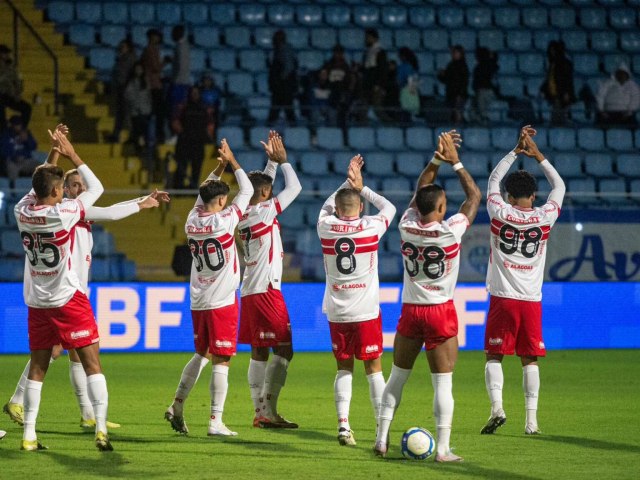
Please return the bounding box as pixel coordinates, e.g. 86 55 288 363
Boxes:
504 170 537 199
335 188 361 211
199 179 230 204
247 171 273 192
32 164 64 199
415 184 445 215
64 168 79 186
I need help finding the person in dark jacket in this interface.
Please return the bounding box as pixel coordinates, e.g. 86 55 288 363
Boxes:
108 39 136 143
540 41 575 126
361 28 390 122
437 45 469 124
267 30 297 125
470 47 498 124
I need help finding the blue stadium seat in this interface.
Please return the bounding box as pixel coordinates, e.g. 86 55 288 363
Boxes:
621 32 640 53
103 2 127 24
0 258 23 281
466 8 492 29
492 127 518 151
632 179 640 201
533 30 560 51
423 30 448 52
377 127 404 151
248 127 270 149
610 8 636 29
494 8 519 29
48 1 74 24
599 179 629 205
562 30 588 51
553 153 583 177
317 127 345 150
517 53 545 76
580 8 606 29
416 52 434 74
311 28 337 50
69 24 95 47
92 230 115 256
578 128 605 151
99 25 125 48
464 127 491 151
522 8 548 29
279 204 306 228
90 258 111 282
419 77 436 96
239 150 266 171
550 8 575 28
131 25 151 47
524 76 544 96
549 128 577 151
591 31 618 53
409 6 435 28
287 28 310 50
406 127 434 151
462 152 488 178
498 76 523 97
190 49 207 75
300 152 329 176
217 126 244 150
210 4 235 25
573 53 599 76
89 47 115 71
210 50 236 72
394 30 421 50
506 30 532 51
296 5 322 27
365 152 395 177
224 27 251 48
349 127 376 150
584 154 615 177
396 152 427 177
268 5 295 26
568 178 597 200
325 5 351 27
603 54 630 75
284 127 311 150
384 229 401 253
379 255 402 282
438 7 464 28
254 27 276 50
129 3 154 25
239 50 266 73
478 30 504 51
353 5 379 28
606 129 634 152
338 29 362 51
617 155 640 177
156 3 181 24
450 30 476 52
239 4 265 25
381 177 412 196
13 178 32 193
0 230 23 256
76 2 102 24
443 177 467 203
183 3 209 25
298 51 324 70
382 6 407 28
317 175 346 196
193 27 220 48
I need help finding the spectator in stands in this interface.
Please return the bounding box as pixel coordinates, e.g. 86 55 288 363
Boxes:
384 60 402 122
437 45 469 124
124 62 152 150
172 86 212 189
268 30 297 125
0 115 38 181
470 47 498 125
141 29 166 143
397 47 420 120
323 45 353 134
108 39 137 143
199 72 222 141
596 64 640 127
168 25 191 126
308 69 335 141
540 41 574 126
0 44 32 131
361 28 390 123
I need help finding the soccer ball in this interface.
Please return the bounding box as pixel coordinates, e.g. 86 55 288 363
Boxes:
401 427 435 460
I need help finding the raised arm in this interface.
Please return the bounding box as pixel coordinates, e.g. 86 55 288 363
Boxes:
260 130 280 181
348 154 396 223
195 142 230 208
269 134 301 211
488 126 535 198
319 155 362 221
220 139 254 214
45 124 69 165
86 189 169 221
519 133 566 209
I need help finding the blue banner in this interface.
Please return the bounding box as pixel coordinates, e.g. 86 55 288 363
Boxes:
0 282 638 354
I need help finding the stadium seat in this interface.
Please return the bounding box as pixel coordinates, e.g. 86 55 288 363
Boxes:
478 30 504 51
287 28 310 50
239 4 265 25
127 3 154 25
522 8 548 29
395 30 421 51
349 127 376 150
190 49 207 76
69 24 95 47
580 8 606 29
89 47 115 71
156 3 181 24
419 77 436 96
325 5 351 27
621 32 640 53
616 154 640 177
550 8 575 28
603 54 631 75
492 127 518 151
353 6 380 27
99 25 126 48
311 28 337 50
578 128 605 151
217 126 244 149
415 52 434 75
92 230 115 256
591 31 618 53
317 127 345 150
466 8 492 29
48 1 74 24
549 128 576 151
90 258 111 282
239 50 266 73
365 152 395 177
210 4 235 25
338 29 362 51
606 129 634 152
438 7 464 28
131 25 150 48
573 53 599 76
609 8 637 29
377 127 404 151
409 6 435 28
406 127 434 151
0 230 23 256
631 180 640 202
300 152 329 176
423 30 448 52
102 2 127 24
396 152 427 177
463 152 489 177
210 50 236 72
498 76 524 97
76 2 102 24
464 127 491 151
562 30 588 51
0 258 23 281
296 5 322 27
599 178 629 205
517 53 544 76
382 6 407 28
193 27 220 48
568 178 598 205
554 153 583 177
494 8 519 29
443 177 466 203
533 30 560 51
183 3 209 25
381 177 412 196
239 150 266 172
268 4 295 26
384 229 401 253
248 127 270 150
284 127 311 150
584 154 615 177
279 204 306 228
317 175 346 196
379 255 402 282
524 76 544 96
450 30 476 52
254 27 276 49
506 31 532 52
298 51 324 71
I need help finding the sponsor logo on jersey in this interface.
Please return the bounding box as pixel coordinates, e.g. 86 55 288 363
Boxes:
418 284 442 291
489 337 503 346
330 224 363 233
19 214 46 224
187 225 213 234
215 340 232 348
332 283 366 291
506 214 541 225
259 332 276 339
404 227 439 237
30 269 59 276
365 345 379 354
70 330 90 340
503 261 533 270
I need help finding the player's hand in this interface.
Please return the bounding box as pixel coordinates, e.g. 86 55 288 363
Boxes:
518 134 546 163
55 124 69 137
49 129 76 159
137 194 160 209
150 189 171 203
347 154 364 192
445 129 462 149
260 130 279 160
218 138 240 170
270 134 287 164
434 133 460 165
514 125 537 154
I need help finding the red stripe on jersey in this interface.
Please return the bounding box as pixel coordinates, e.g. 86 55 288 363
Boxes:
219 238 235 250
232 204 242 219
320 235 379 247
355 244 379 254
274 198 282 215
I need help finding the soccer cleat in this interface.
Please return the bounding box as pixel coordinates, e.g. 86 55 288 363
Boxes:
3 402 24 426
164 408 189 435
337 427 356 446
253 415 268 428
20 439 48 451
95 431 114 451
373 441 387 458
207 424 238 436
80 418 122 429
525 424 542 435
480 413 507 434
258 414 299 429
435 452 464 463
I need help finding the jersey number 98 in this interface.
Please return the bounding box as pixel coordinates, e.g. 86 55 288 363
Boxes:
498 225 542 258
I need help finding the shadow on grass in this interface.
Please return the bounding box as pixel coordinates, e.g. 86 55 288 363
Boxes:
45 450 150 478
525 434 640 454
382 457 545 480
255 427 338 443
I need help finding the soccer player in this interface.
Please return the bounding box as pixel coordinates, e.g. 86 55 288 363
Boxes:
317 155 396 446
481 126 565 436
238 131 302 428
14 130 112 451
4 126 169 430
374 132 481 462
165 139 253 436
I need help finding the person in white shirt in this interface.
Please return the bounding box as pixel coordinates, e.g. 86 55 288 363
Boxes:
481 126 565 436
4 125 169 432
317 155 396 446
374 131 481 462
596 64 640 126
165 139 253 437
237 131 302 429
14 130 112 451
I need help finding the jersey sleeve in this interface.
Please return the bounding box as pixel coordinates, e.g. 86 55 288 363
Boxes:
274 163 302 212
263 159 278 182
85 201 140 221
361 186 396 228
58 199 85 230
487 151 516 218
75 164 104 209
445 213 470 242
399 207 420 227
538 158 566 212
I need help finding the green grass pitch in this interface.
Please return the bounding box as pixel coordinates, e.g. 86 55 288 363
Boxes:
1 350 639 479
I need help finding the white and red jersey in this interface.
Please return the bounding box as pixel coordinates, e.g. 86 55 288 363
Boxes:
71 220 94 290
239 162 301 296
486 152 566 302
399 209 469 305
318 184 396 323
187 169 253 310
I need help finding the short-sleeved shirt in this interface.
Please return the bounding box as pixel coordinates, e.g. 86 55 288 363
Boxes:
399 209 469 305
15 193 85 308
486 193 561 302
186 204 243 310
318 213 389 323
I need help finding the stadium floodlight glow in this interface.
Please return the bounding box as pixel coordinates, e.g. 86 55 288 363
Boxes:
575 223 583 232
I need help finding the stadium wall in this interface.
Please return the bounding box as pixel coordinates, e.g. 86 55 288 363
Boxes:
0 282 638 354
